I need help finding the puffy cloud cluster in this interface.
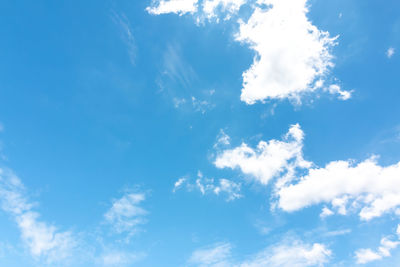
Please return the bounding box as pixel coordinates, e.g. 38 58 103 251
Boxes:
235 0 349 103
277 158 400 220
147 0 351 104
215 124 400 221
215 124 311 185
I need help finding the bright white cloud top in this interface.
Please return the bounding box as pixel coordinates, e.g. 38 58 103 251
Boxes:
236 0 345 103
147 0 352 104
215 124 311 185
214 124 400 222
278 157 400 220
146 0 198 15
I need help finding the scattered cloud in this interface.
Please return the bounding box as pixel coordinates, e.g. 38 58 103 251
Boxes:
0 168 77 264
203 0 246 20
100 250 146 266
188 239 331 267
173 97 187 108
236 0 346 104
323 229 351 237
191 96 214 114
146 0 198 16
214 129 231 149
162 44 196 88
111 12 136 65
214 124 311 186
277 157 400 220
173 171 242 201
387 47 395 59
355 227 400 264
189 242 232 267
213 124 400 221
104 192 148 237
326 84 352 100
147 0 350 104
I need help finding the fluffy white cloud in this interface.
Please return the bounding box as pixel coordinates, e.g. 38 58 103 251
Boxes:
173 171 242 201
236 0 347 104
104 192 148 236
147 0 349 104
326 84 352 101
146 0 198 15
387 47 395 59
214 124 311 185
355 229 400 264
0 169 76 264
188 240 331 267
214 124 400 221
277 157 400 220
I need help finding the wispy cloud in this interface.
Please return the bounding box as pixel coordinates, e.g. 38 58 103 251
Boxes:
111 11 136 65
173 171 242 202
0 169 77 264
188 239 331 267
104 192 148 238
162 44 196 89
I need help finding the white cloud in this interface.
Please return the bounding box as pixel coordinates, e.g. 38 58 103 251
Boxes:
189 243 232 267
277 157 400 220
387 47 395 58
146 0 198 15
104 192 148 236
203 0 245 20
100 250 145 266
214 124 311 185
148 0 349 104
173 171 242 201
111 12 136 65
162 44 196 88
0 169 76 264
236 0 347 104
326 84 352 100
214 129 231 148
191 96 215 114
213 124 400 221
355 233 400 264
188 240 331 267
173 177 187 193
240 241 331 267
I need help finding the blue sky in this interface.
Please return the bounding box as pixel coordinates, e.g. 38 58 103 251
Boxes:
0 0 399 266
